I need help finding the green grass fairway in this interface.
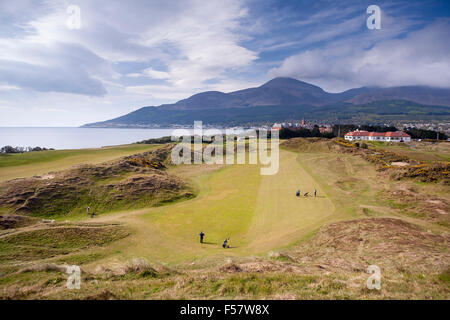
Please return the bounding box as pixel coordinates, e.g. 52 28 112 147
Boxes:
95 149 337 264
0 144 160 182
246 151 335 251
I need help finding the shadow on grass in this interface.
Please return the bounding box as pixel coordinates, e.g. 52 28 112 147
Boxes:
297 195 326 198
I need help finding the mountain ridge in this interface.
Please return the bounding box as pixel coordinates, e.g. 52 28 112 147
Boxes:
83 77 450 127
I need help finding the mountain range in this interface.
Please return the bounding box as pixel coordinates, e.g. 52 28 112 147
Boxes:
83 77 450 127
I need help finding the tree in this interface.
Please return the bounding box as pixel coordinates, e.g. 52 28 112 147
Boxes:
405 128 448 140
311 125 321 137
1 146 18 153
1 145 51 154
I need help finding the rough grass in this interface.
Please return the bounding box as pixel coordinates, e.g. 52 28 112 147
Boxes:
367 141 450 162
0 225 130 264
0 214 37 230
0 145 193 218
328 139 450 184
1 218 448 300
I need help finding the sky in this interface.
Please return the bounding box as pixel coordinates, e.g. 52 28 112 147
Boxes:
0 0 449 126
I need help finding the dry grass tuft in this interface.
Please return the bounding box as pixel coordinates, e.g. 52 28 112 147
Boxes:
290 217 450 274
17 263 69 274
95 258 159 278
219 263 243 273
123 258 158 276
84 289 118 300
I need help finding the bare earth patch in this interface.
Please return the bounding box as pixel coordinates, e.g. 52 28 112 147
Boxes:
391 162 409 167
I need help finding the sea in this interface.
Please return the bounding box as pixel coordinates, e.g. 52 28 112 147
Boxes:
0 127 178 150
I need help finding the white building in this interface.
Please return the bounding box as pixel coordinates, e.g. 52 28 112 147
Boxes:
272 123 282 131
344 130 411 142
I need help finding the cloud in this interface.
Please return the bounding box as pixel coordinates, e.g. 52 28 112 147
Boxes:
135 0 258 90
0 105 15 110
0 0 258 97
0 0 448 126
269 19 450 92
32 107 68 113
126 79 261 100
127 68 171 79
0 57 108 96
125 85 194 100
0 85 20 91
117 0 260 100
300 15 364 45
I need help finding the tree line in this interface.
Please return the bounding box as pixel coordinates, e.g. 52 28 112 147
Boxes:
404 128 448 140
279 126 335 139
0 146 54 154
329 124 398 137
279 124 447 140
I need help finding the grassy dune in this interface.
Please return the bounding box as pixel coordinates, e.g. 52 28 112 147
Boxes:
0 144 160 182
287 139 449 231
366 141 450 162
0 225 130 263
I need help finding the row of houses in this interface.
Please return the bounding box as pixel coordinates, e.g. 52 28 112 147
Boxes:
269 123 412 142
344 130 411 142
272 120 333 133
272 119 311 130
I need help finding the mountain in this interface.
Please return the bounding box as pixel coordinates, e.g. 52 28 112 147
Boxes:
164 78 334 110
83 77 450 127
347 86 450 106
163 78 450 110
227 77 332 107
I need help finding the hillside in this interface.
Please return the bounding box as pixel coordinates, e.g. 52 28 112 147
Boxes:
0 145 193 217
83 78 450 127
84 100 450 128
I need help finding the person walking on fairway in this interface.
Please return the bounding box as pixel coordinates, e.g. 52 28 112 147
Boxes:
86 206 90 215
296 190 300 197
199 231 205 243
222 238 230 248
314 188 317 197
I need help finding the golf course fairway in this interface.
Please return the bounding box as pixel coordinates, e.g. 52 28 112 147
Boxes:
96 149 337 264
